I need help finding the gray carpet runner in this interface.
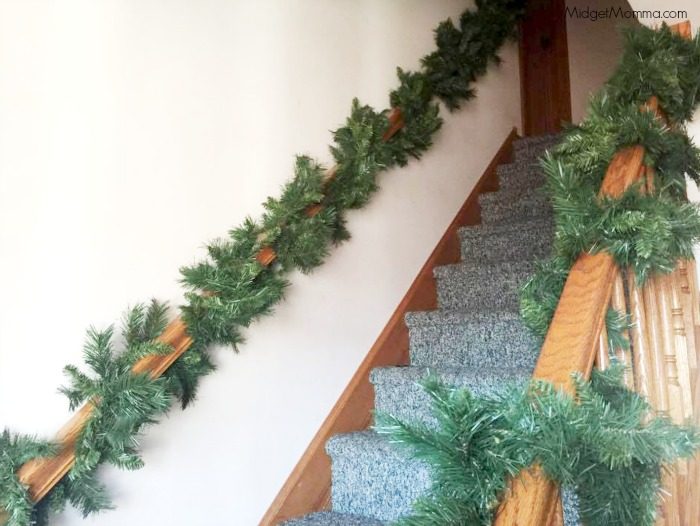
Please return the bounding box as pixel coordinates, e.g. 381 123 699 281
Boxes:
284 134 581 525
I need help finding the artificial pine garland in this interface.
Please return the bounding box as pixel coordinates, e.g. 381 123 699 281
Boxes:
0 1 525 523
377 23 700 526
521 24 700 343
376 367 699 526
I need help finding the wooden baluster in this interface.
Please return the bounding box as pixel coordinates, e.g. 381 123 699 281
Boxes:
627 271 655 403
595 322 610 370
642 165 687 526
665 270 694 421
643 277 672 414
656 273 686 422
659 470 679 526
611 272 634 387
647 76 700 525
675 261 698 377
648 269 692 526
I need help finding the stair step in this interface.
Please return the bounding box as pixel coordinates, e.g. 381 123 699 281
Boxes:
479 187 552 224
282 512 384 526
513 133 561 163
459 217 554 263
371 365 530 427
405 309 540 370
514 146 556 165
513 133 561 150
326 431 432 522
434 260 536 311
497 161 546 193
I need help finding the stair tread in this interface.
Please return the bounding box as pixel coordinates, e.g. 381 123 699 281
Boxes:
405 307 523 326
497 163 546 193
371 365 530 428
513 133 561 149
282 512 384 526
405 309 539 370
513 134 561 158
458 215 553 239
326 430 432 521
371 364 531 385
480 191 552 225
458 217 553 263
434 260 535 312
479 186 547 207
496 159 542 173
433 258 537 277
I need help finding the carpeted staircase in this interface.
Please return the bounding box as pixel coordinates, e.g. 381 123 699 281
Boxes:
283 134 578 526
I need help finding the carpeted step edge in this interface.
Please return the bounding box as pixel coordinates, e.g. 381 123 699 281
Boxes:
458 217 553 262
281 512 384 526
371 365 531 427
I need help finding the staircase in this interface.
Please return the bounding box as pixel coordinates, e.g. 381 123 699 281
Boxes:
283 134 573 526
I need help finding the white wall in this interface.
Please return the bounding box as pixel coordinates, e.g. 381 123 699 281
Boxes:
0 1 520 524
566 0 638 123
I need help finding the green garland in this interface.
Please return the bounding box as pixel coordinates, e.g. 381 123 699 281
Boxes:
376 23 700 526
521 24 700 343
0 1 525 523
376 367 699 526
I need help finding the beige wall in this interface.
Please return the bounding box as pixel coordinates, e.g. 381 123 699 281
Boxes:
567 0 638 123
0 1 520 523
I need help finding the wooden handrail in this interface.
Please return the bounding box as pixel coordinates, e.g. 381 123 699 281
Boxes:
494 21 691 526
493 146 644 526
9 108 404 509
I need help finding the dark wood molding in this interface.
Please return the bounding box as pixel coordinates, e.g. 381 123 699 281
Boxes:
519 0 572 136
260 127 519 525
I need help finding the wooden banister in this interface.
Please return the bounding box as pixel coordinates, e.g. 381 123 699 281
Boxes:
16 319 193 502
495 21 692 526
493 146 644 526
9 108 404 510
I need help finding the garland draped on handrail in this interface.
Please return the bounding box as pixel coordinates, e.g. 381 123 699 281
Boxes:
521 24 700 345
377 22 700 526
0 1 525 524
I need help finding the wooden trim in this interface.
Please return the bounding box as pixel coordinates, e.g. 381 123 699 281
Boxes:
260 127 519 525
